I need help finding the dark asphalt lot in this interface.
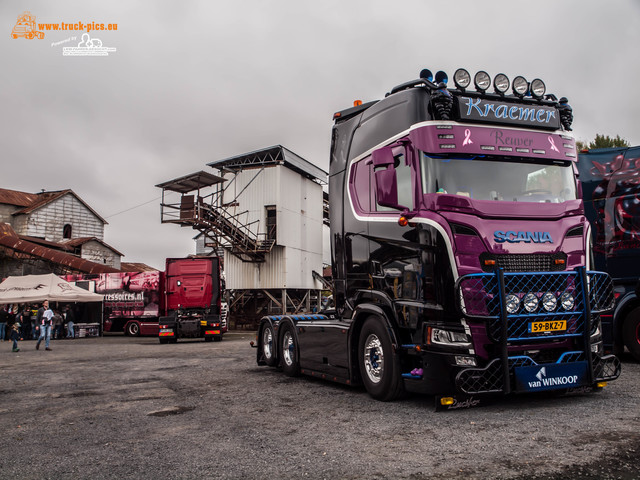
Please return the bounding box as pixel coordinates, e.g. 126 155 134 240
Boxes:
0 333 639 479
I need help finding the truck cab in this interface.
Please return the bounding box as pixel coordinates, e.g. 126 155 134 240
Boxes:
256 69 620 405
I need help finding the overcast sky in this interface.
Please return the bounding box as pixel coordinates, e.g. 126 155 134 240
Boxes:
2 0 639 270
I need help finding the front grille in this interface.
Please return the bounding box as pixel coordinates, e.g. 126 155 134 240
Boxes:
480 253 567 273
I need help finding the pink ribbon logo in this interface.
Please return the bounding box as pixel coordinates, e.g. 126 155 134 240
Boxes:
548 136 559 152
463 129 473 146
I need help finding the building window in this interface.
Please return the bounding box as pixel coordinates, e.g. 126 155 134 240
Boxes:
63 224 72 239
265 206 277 241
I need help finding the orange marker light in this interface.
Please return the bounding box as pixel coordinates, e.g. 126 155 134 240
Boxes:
333 112 342 119
354 100 363 106
398 216 409 227
484 259 496 266
554 259 565 265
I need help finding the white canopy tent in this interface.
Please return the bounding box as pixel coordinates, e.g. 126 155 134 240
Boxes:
0 274 104 304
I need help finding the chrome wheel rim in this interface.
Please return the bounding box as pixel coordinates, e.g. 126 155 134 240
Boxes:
262 328 273 360
363 333 383 384
282 331 294 366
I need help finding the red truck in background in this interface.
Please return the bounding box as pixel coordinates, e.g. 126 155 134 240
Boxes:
66 257 226 342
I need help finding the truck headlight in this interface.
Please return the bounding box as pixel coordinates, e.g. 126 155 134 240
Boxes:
430 328 471 347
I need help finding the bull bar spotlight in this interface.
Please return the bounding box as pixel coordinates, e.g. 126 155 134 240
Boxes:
505 294 520 314
512 76 528 96
560 292 575 311
523 293 539 313
474 71 491 92
493 73 510 94
541 292 558 312
453 68 471 90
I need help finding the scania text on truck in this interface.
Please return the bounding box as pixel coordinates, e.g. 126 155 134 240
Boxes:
254 68 621 407
579 146 640 361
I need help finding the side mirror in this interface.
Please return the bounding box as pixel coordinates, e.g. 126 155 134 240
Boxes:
372 147 405 210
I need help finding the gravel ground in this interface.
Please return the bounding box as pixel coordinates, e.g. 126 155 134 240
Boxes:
0 333 639 480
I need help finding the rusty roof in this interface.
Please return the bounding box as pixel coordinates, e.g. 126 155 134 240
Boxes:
0 188 39 207
0 223 120 274
10 189 109 225
120 262 159 272
60 237 124 257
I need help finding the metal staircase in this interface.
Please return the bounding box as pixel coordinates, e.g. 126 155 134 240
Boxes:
156 171 275 263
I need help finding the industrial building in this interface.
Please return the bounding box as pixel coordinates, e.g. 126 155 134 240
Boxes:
157 145 328 327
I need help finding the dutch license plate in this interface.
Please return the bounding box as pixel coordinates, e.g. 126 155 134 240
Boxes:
528 320 566 333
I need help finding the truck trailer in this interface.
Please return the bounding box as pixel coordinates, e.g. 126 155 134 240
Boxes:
578 146 640 361
66 256 225 343
254 68 621 407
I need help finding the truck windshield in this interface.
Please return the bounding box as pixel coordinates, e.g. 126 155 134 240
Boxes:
420 153 577 203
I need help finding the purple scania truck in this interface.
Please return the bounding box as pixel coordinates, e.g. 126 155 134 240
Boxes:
255 68 621 408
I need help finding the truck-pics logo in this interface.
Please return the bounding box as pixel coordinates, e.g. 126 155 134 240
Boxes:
63 33 116 56
494 230 553 243
11 11 44 39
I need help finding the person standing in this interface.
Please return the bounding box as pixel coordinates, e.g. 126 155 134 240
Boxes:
7 311 20 352
65 305 75 339
52 309 63 339
20 305 32 341
0 306 7 341
36 300 53 351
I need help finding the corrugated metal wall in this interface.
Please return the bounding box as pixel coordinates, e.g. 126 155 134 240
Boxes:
221 165 323 290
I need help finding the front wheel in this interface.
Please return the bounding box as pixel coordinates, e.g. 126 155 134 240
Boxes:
126 322 140 336
280 323 300 377
358 317 404 401
622 307 640 361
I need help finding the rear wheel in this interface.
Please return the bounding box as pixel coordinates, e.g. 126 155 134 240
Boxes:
261 324 277 366
126 322 140 336
159 337 169 344
280 323 300 377
358 317 404 401
204 337 213 342
622 307 640 361
214 335 222 342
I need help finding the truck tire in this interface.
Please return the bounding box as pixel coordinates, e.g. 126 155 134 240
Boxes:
358 317 404 401
204 337 213 342
280 323 300 377
622 307 640 361
126 322 140 336
261 324 277 366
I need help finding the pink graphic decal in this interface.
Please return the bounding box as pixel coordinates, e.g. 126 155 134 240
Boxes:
463 129 473 146
548 136 559 152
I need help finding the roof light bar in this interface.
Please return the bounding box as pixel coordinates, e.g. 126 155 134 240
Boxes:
493 73 510 94
453 68 471 90
474 71 491 92
530 78 546 99
512 76 528 96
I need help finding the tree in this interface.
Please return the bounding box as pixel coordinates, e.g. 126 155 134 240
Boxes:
577 134 630 151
